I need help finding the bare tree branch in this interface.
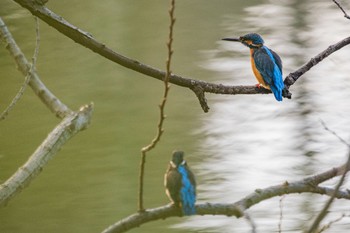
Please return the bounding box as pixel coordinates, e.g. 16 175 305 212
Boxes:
244 212 257 233
0 17 39 120
306 151 350 233
0 16 93 207
0 16 72 118
101 162 350 233
318 213 350 233
283 36 350 93
138 0 176 212
333 0 350 19
306 122 350 233
12 0 350 111
278 195 285 233
320 120 350 147
0 104 93 207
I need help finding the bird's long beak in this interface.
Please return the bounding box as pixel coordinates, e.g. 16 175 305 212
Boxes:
222 37 240 42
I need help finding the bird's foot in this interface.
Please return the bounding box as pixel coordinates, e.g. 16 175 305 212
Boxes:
255 83 262 88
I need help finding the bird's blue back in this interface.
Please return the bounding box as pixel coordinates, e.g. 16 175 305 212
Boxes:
177 165 196 215
253 46 284 101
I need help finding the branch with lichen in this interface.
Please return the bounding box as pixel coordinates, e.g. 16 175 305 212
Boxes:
0 16 93 206
12 0 350 112
138 0 175 212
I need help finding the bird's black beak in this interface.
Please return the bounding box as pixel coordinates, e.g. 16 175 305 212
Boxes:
222 37 240 42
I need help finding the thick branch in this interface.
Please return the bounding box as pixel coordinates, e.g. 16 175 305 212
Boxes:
12 1 350 111
13 1 350 111
0 104 93 207
101 163 350 233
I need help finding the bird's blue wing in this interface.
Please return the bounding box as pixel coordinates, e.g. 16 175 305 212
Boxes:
177 165 196 215
253 50 275 86
253 47 284 101
270 49 282 73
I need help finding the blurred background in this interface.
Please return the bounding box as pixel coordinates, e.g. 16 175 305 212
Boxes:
1 0 350 232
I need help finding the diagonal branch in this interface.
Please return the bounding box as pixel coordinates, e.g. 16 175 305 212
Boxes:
0 17 39 120
306 121 350 233
0 16 72 119
0 16 93 207
306 150 350 233
283 36 350 91
0 104 93 207
333 0 350 19
101 162 350 233
12 0 350 111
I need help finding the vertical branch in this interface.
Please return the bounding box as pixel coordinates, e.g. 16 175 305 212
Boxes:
278 195 285 233
0 17 40 120
138 0 176 212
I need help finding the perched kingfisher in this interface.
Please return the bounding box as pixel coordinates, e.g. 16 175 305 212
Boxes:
164 150 196 215
222 33 284 101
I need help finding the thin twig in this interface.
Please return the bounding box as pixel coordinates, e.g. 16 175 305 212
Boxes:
318 213 350 233
0 17 40 120
244 211 257 233
278 195 285 233
138 0 175 212
320 120 350 147
333 0 350 19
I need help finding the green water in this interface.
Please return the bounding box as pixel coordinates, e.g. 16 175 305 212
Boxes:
0 1 253 232
2 0 350 232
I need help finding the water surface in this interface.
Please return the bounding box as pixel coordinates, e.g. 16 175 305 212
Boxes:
1 0 350 233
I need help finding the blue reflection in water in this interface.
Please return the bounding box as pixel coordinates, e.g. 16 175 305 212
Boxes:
175 1 350 232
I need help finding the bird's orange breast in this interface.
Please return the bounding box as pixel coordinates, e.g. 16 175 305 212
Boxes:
250 49 270 89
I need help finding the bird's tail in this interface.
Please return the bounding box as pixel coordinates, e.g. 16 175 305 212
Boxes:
271 73 284 101
270 85 283 101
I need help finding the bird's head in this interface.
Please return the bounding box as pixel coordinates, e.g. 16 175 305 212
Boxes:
222 33 264 49
170 150 186 168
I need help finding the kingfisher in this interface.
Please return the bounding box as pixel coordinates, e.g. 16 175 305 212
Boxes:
222 33 284 101
164 150 196 215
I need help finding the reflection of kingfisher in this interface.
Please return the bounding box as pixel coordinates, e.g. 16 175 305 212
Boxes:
222 33 284 101
164 151 196 215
